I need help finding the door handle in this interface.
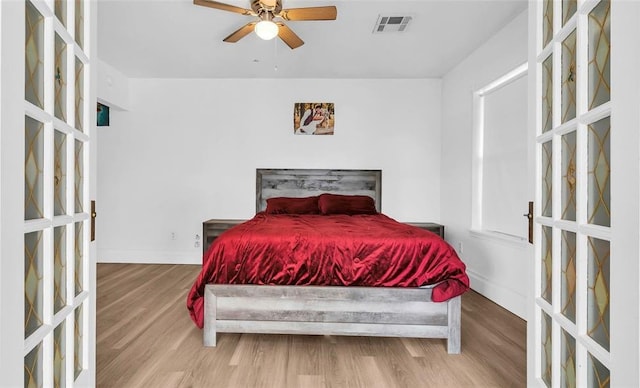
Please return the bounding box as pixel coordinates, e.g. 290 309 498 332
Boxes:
91 200 96 241
524 201 533 244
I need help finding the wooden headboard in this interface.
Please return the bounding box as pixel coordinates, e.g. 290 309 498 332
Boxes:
256 169 382 213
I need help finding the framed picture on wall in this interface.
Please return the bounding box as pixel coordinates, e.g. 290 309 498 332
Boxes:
97 102 110 126
293 102 334 135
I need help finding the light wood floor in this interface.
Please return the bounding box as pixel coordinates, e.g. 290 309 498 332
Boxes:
97 264 526 387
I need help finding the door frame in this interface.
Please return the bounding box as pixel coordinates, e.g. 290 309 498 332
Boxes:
0 1 29 384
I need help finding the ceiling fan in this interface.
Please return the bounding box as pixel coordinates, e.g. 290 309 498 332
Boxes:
194 0 337 49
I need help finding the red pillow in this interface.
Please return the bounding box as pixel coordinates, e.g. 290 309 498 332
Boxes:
265 196 319 214
318 193 377 215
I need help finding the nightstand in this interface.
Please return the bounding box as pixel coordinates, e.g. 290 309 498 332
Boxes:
405 222 445 239
202 219 246 254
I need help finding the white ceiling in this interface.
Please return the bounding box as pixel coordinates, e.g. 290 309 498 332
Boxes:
97 0 527 79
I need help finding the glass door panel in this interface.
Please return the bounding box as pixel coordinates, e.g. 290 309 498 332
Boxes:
561 329 576 387
562 0 577 26
561 30 576 123
541 225 553 304
25 116 44 220
541 312 553 386
543 0 553 48
54 130 67 216
587 117 610 226
588 1 610 110
53 226 66 314
587 237 610 351
22 0 92 385
24 231 43 338
25 1 44 109
54 34 67 123
53 322 66 388
75 222 83 296
541 141 553 217
561 131 576 220
542 56 553 133
24 343 43 388
74 59 84 132
561 231 576 322
533 1 612 386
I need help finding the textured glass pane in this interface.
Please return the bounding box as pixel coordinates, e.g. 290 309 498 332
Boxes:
541 312 552 387
561 231 576 322
55 0 67 27
25 1 44 109
54 130 67 216
561 329 576 388
24 342 43 388
25 116 44 220
561 30 577 123
54 226 67 314
25 231 43 338
562 131 577 220
75 0 84 49
55 34 67 122
588 117 610 226
588 0 611 109
542 141 553 217
74 305 83 380
563 0 577 25
54 322 66 388
542 55 553 133
543 0 553 47
588 353 610 388
75 58 84 131
75 222 83 296
541 226 553 304
588 237 609 351
75 140 84 213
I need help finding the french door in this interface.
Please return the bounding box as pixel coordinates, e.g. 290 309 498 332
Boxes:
529 0 639 386
0 0 96 386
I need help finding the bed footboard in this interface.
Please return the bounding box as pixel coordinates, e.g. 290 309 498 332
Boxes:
203 285 461 354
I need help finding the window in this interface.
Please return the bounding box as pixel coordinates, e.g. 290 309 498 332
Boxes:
472 63 529 241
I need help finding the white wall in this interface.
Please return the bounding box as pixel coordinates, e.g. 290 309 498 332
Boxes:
441 10 529 319
97 59 130 110
97 78 442 264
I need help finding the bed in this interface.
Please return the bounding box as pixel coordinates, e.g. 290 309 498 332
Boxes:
186 169 469 353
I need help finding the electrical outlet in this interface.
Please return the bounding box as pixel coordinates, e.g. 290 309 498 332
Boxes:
171 232 176 240
194 241 200 248
458 241 464 253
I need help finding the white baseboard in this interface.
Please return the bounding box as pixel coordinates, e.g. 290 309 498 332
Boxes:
98 249 201 265
467 269 527 321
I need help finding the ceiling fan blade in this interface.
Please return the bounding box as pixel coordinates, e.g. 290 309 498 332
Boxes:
278 6 337 21
193 0 254 16
223 22 258 43
276 23 304 49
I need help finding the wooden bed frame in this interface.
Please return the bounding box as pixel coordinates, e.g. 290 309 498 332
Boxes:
203 169 462 354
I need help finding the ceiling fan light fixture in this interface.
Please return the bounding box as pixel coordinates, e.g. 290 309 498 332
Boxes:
194 0 336 49
255 20 279 40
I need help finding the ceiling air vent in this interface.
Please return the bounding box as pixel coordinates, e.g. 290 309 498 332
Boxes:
373 15 412 33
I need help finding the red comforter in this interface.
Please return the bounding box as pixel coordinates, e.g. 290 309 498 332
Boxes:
187 213 469 328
